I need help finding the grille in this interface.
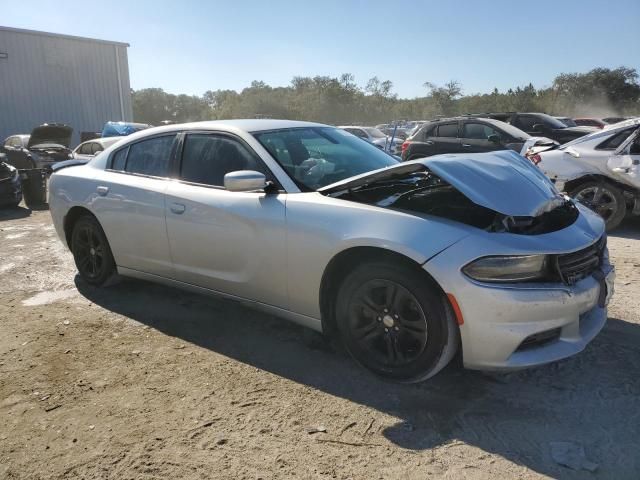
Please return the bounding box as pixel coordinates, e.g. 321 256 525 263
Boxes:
517 327 562 351
555 236 606 285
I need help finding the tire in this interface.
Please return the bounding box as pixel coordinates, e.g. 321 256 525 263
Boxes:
335 261 459 383
569 181 626 231
70 215 116 286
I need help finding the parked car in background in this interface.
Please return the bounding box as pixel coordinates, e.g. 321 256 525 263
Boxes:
338 125 403 154
101 121 151 138
401 117 539 160
536 118 640 230
72 137 123 162
1 124 73 170
52 137 124 173
574 118 606 129
49 120 614 382
555 116 578 127
0 153 22 208
467 112 597 144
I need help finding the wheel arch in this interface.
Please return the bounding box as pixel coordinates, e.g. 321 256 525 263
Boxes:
564 174 635 197
63 206 97 249
319 246 447 337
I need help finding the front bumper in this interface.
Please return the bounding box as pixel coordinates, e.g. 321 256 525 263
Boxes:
457 268 612 370
0 174 22 206
424 213 612 370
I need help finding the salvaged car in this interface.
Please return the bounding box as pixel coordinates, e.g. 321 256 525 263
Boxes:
400 116 552 160
51 137 124 173
467 112 597 144
536 118 640 230
49 120 614 382
0 153 22 208
1 124 73 170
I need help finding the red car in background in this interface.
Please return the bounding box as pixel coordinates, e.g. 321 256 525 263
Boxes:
574 118 606 129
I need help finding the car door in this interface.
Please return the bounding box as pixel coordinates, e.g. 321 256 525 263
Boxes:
608 127 640 188
90 133 176 278
460 121 502 153
165 132 288 308
432 121 461 154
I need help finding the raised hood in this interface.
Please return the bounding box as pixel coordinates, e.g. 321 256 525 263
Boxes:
27 124 73 149
321 150 564 218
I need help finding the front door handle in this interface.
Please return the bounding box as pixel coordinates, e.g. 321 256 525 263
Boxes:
424 140 434 146
170 203 186 214
461 144 471 148
96 186 109 196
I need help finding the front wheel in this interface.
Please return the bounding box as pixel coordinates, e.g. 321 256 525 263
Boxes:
336 261 459 382
71 215 116 286
570 181 626 231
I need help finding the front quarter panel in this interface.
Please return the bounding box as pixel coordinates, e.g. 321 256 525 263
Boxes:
285 193 471 318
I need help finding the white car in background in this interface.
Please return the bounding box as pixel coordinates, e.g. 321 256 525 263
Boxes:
339 125 404 154
536 118 640 230
48 120 614 382
73 137 123 162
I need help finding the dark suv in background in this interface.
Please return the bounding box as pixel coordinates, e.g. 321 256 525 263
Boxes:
401 116 532 160
466 112 596 144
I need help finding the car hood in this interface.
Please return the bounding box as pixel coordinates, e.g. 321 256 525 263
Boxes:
27 125 73 148
557 126 598 134
320 150 563 217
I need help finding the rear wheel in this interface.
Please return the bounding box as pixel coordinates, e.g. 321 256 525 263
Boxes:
71 215 116 286
570 181 626 231
336 261 458 382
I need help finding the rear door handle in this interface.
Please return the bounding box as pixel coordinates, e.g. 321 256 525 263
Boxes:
96 186 109 196
461 144 471 148
170 202 186 214
424 140 434 146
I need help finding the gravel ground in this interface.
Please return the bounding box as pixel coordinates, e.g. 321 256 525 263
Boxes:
0 207 639 480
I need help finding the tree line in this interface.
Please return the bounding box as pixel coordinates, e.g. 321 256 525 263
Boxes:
132 67 640 126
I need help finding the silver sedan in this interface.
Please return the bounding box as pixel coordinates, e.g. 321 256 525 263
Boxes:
48 120 614 382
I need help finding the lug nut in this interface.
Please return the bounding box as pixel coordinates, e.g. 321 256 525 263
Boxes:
394 326 399 331
384 328 388 333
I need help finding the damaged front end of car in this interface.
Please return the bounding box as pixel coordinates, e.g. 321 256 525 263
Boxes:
322 150 579 236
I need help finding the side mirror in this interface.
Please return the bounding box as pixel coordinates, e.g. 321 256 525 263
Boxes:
531 124 545 133
94 149 103 155
487 134 501 144
224 170 267 192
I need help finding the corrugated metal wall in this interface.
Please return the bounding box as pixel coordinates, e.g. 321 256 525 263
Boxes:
0 27 133 147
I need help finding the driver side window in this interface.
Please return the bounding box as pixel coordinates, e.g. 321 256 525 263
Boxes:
180 134 273 187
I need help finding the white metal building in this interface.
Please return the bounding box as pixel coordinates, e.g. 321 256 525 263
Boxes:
0 26 133 146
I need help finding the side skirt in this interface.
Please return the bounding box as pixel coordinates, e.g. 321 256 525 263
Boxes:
117 266 323 332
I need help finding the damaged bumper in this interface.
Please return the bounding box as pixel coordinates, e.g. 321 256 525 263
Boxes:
425 209 612 371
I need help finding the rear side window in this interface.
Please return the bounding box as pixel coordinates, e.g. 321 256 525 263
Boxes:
596 128 635 150
110 147 128 170
462 122 498 140
180 134 271 187
436 123 458 138
125 135 176 177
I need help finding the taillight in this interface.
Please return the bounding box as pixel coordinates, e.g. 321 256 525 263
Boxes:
526 153 542 166
401 141 409 154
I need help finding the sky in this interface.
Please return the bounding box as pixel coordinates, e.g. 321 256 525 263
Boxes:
2 0 639 98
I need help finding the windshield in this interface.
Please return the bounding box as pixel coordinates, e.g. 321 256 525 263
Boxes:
493 121 531 141
537 114 569 129
557 117 577 127
363 127 387 139
254 127 398 190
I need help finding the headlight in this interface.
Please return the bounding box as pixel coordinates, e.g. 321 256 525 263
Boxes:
463 255 548 283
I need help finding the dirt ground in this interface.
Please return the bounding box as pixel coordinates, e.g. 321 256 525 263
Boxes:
0 207 639 480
